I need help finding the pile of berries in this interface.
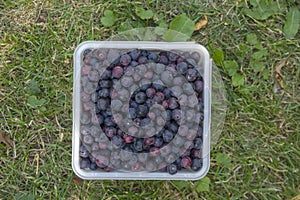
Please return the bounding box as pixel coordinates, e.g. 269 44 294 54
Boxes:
79 48 204 175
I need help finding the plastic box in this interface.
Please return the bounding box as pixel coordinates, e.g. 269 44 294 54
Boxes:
72 41 211 180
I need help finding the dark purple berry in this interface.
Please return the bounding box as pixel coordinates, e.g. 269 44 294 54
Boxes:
167 52 178 62
105 127 116 137
186 68 198 82
123 135 133 143
167 163 178 175
79 145 89 158
168 97 179 109
194 137 202 149
146 87 156 98
176 62 188 74
138 56 147 64
162 130 173 143
194 80 203 93
112 66 124 79
181 156 192 168
129 108 137 119
135 92 147 104
133 139 143 152
80 158 91 169
111 135 123 147
89 162 98 170
120 54 131 66
99 80 112 88
129 49 141 60
191 149 201 158
191 158 202 171
148 53 158 62
191 51 201 62
171 109 181 121
154 137 163 147
159 55 169 65
136 105 148 118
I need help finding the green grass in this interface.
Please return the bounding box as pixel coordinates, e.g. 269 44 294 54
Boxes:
0 0 299 199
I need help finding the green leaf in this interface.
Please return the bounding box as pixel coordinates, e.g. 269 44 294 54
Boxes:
246 33 258 45
212 48 224 66
249 59 265 72
27 96 46 108
262 68 269 79
215 153 232 167
251 48 268 60
154 21 168 35
232 73 244 87
26 80 41 95
135 7 154 20
283 7 300 39
163 14 195 42
243 0 279 20
172 180 191 189
224 60 239 76
101 10 116 27
195 177 211 192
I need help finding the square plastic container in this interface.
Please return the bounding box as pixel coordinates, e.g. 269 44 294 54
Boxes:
72 41 212 180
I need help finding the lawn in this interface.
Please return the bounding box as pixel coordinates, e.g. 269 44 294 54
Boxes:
0 0 299 199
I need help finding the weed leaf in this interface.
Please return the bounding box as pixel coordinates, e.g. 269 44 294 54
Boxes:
135 7 154 20
283 7 300 39
101 10 116 27
195 177 211 192
163 14 195 42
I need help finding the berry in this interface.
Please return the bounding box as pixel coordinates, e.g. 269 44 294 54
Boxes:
104 117 116 127
159 55 169 65
191 158 202 171
112 66 124 78
140 118 151 127
144 137 155 146
130 60 139 67
148 53 158 62
98 88 110 98
191 51 201 62
123 135 133 143
194 137 202 149
99 79 112 88
176 62 188 74
133 139 143 152
105 127 116 137
80 158 91 169
138 56 147 64
163 88 172 98
154 137 164 147
194 80 203 93
146 87 156 98
162 130 174 143
79 145 89 158
111 135 123 147
186 68 198 82
167 52 178 62
168 97 179 109
129 49 141 60
136 105 148 118
167 163 178 175
171 109 181 121
120 54 131 66
191 149 201 158
181 156 192 168
152 92 164 104
129 107 137 119
152 83 164 91
83 134 93 144
89 162 98 170
135 92 147 104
